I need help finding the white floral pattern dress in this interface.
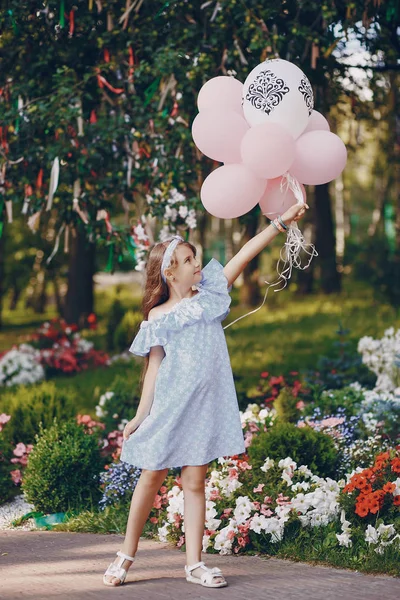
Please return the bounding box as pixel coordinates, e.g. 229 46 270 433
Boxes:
120 258 246 470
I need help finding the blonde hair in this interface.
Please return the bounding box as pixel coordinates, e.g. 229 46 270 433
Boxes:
138 238 198 390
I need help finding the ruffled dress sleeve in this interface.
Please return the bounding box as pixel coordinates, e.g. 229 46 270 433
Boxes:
128 258 231 356
195 257 232 323
128 319 169 357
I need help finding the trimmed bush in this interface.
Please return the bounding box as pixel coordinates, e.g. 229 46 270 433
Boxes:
273 387 301 423
113 310 142 352
106 296 125 350
0 381 76 446
0 428 14 504
248 421 340 478
22 417 104 513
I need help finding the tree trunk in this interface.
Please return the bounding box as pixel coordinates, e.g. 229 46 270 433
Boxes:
239 210 262 306
64 226 96 327
315 183 341 293
9 285 22 311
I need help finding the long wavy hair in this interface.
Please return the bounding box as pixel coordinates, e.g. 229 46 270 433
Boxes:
138 238 198 391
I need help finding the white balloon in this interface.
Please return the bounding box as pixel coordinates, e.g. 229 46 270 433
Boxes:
242 58 313 139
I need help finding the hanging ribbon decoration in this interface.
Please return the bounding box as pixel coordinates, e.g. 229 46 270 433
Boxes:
46 157 60 211
46 222 66 265
96 68 124 94
69 9 75 36
72 179 89 223
223 172 318 331
59 0 65 28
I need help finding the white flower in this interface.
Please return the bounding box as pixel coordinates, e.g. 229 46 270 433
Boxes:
365 524 379 544
336 532 352 547
260 457 275 472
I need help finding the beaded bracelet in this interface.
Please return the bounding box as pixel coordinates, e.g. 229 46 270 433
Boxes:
270 217 286 233
277 215 289 231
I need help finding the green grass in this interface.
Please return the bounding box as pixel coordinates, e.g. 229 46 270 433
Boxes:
1 280 399 411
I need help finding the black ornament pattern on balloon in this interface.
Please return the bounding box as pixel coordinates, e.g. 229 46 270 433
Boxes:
245 70 290 115
298 78 314 115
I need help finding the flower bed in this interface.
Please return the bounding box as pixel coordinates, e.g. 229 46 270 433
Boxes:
0 317 109 385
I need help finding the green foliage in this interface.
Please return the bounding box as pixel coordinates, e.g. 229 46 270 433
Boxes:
0 381 76 446
303 385 366 419
113 310 142 352
273 387 301 423
106 295 125 351
22 417 104 513
248 421 340 478
98 373 142 435
0 428 14 504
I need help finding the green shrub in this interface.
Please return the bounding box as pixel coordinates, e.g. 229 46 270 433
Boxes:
247 421 340 478
22 417 104 513
106 295 125 351
0 381 76 446
0 426 15 504
113 310 142 352
273 387 301 423
97 373 142 434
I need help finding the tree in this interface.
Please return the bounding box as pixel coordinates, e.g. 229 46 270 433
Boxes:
1 0 397 324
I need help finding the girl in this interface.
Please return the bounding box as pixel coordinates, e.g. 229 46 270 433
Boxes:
103 202 309 588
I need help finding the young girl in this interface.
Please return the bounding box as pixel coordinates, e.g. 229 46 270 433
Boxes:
103 202 309 588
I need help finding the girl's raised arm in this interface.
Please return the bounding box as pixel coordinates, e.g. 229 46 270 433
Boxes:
223 202 309 288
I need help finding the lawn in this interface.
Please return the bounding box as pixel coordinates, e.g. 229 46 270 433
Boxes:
0 278 398 414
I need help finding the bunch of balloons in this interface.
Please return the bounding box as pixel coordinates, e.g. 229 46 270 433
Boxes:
192 59 347 219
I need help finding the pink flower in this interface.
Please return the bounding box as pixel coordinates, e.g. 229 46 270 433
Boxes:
177 535 185 548
13 442 27 457
238 461 252 471
227 530 235 540
153 494 162 509
150 517 158 524
320 417 345 428
228 468 239 479
263 495 273 504
0 413 11 432
296 400 305 410
253 501 261 510
253 483 265 493
10 469 22 485
244 432 254 448
260 371 269 378
260 505 273 516
237 536 246 547
249 422 260 433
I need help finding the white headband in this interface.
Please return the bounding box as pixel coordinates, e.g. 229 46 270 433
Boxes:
161 235 184 282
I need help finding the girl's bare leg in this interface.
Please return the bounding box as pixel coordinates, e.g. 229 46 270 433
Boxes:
105 467 169 584
181 464 225 584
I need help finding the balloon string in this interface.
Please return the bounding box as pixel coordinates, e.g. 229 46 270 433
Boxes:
223 222 318 330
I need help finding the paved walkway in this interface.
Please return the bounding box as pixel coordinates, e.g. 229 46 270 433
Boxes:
0 530 398 600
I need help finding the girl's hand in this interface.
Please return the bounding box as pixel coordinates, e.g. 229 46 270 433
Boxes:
281 202 310 227
123 416 144 441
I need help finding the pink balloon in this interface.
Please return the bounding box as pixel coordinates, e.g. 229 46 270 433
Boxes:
290 131 347 185
197 76 244 115
192 109 249 163
259 177 306 217
200 164 266 219
240 122 295 179
303 110 330 134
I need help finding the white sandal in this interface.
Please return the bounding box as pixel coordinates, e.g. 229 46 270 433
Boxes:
184 560 228 587
103 550 136 586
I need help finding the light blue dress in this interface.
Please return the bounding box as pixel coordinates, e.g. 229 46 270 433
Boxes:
120 258 246 470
